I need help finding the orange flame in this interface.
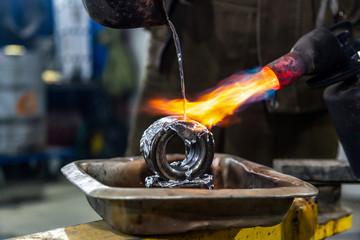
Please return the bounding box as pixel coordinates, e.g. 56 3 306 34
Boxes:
145 67 280 128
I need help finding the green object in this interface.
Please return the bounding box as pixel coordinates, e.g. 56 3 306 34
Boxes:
100 29 135 96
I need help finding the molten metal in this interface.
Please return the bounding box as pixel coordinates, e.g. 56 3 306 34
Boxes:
146 67 280 128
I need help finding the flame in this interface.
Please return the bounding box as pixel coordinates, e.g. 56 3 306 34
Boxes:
145 67 280 128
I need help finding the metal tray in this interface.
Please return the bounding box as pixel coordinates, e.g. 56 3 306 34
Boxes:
61 154 318 235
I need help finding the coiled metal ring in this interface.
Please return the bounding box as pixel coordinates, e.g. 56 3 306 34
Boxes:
140 116 215 181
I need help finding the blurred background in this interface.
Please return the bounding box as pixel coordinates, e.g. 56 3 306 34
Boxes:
0 0 359 239
0 0 151 238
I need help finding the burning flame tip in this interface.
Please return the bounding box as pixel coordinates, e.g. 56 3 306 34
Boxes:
145 67 280 128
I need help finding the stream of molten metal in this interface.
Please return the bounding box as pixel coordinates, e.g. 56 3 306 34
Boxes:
146 67 280 128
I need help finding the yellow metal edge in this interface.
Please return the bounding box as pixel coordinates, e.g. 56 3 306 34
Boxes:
233 224 283 240
315 214 352 240
10 199 352 240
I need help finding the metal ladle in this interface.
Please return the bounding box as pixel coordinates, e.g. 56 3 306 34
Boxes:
81 0 168 29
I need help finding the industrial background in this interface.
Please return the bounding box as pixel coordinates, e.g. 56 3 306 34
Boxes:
0 0 359 239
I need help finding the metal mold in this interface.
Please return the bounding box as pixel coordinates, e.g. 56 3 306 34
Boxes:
140 116 215 181
61 154 318 235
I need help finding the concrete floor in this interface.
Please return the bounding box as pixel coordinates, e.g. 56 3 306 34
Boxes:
0 177 100 239
0 177 359 239
329 184 360 240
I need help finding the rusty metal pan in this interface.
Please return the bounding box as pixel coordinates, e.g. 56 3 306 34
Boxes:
61 154 317 235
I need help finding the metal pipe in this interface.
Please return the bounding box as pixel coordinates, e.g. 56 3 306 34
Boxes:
266 28 344 88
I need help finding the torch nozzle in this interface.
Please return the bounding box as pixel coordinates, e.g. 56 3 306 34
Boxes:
266 25 347 89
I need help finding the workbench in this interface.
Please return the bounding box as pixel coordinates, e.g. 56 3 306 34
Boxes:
12 198 351 240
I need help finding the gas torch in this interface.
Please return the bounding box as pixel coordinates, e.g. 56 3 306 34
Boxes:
142 21 360 183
